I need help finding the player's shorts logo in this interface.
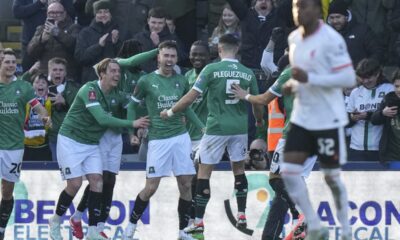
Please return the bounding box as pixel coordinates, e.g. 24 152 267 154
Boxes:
148 167 155 174
65 167 71 175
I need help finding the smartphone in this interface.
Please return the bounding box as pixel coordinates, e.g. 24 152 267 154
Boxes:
47 19 55 24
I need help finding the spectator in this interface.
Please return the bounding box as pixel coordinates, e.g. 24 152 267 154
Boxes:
226 0 285 69
327 0 384 67
85 0 154 41
27 2 80 79
47 57 79 162
75 0 121 83
166 15 176 34
371 69 400 167
347 58 394 161
73 0 92 26
245 139 267 170
343 0 392 37
388 0 400 67
209 3 241 59
12 0 75 72
155 0 197 55
23 73 52 161
132 7 187 73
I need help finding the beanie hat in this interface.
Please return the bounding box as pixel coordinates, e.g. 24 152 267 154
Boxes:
328 0 349 17
93 0 112 14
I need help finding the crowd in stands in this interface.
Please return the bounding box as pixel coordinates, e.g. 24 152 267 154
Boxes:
4 0 400 165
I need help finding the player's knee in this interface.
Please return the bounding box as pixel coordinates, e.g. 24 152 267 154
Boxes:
144 184 158 198
67 180 82 195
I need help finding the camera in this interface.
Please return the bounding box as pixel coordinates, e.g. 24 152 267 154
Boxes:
386 94 400 109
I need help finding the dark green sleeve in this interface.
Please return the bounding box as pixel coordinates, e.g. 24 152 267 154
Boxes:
118 49 158 68
127 100 140 134
185 107 205 130
21 72 33 82
87 105 133 128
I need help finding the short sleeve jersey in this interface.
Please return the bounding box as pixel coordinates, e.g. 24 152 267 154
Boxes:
269 68 293 139
185 69 208 141
0 79 38 150
346 83 394 150
288 22 353 130
60 81 127 144
133 71 189 140
193 59 259 135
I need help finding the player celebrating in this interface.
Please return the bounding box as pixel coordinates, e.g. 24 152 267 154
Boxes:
0 49 51 240
48 58 149 240
161 34 264 239
123 40 204 240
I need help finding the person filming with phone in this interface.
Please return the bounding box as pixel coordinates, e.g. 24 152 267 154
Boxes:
27 1 80 79
371 69 400 168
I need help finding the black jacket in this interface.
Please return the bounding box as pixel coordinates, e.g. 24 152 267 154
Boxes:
338 19 384 67
74 19 122 83
132 26 188 73
227 0 285 69
371 92 400 163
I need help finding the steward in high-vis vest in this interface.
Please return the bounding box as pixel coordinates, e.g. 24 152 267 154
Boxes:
267 97 284 155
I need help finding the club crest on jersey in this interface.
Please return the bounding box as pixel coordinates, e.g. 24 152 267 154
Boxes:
16 89 21 95
111 98 116 104
88 90 96 101
175 82 180 88
228 64 238 70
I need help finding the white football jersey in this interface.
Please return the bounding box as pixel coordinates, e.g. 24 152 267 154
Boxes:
288 22 356 130
347 83 394 150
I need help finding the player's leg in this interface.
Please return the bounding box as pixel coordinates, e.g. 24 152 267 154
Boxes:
189 140 201 226
185 134 227 236
50 177 83 240
82 143 105 239
318 127 350 240
262 176 290 240
172 133 196 239
85 173 104 239
228 134 248 228
0 149 24 239
69 184 89 239
281 124 323 237
176 175 195 240
124 177 161 240
97 131 123 238
50 135 89 240
124 137 171 239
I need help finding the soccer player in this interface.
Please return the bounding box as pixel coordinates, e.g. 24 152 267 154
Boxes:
232 65 317 240
69 46 159 240
48 58 149 240
123 40 204 240
265 0 355 239
161 34 264 238
185 40 210 226
0 49 51 240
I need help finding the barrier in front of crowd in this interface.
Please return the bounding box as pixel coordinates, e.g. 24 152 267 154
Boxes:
7 162 399 239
